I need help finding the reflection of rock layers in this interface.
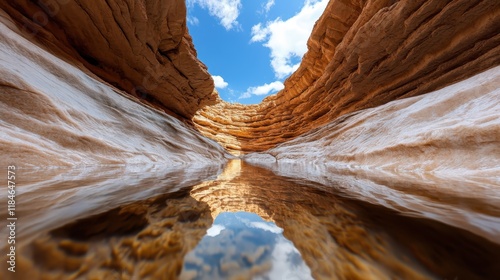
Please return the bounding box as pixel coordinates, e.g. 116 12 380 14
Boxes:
245 160 500 245
191 162 426 279
13 160 500 279
14 191 213 280
193 0 500 153
190 161 500 279
0 164 224 243
245 66 500 187
0 14 228 167
2 1 498 155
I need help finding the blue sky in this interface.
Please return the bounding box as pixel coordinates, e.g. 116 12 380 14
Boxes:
186 0 328 104
181 212 313 279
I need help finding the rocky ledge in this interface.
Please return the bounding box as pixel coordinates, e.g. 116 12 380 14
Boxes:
0 0 499 171
194 0 500 153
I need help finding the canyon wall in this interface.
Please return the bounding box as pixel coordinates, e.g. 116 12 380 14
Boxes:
1 0 499 159
245 67 500 199
0 0 217 119
0 11 228 167
1 1 499 278
194 0 500 153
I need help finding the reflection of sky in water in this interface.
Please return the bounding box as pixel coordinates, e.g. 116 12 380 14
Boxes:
180 212 313 280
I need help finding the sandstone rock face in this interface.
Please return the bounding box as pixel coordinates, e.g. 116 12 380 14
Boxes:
1 1 499 278
194 0 500 153
246 66 500 166
245 67 500 227
0 13 228 167
13 160 500 279
1 1 497 155
0 0 217 119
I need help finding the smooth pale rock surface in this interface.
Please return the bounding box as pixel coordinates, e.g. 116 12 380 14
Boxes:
0 163 224 244
194 0 500 153
1 1 497 156
0 0 217 119
245 67 500 206
0 14 228 168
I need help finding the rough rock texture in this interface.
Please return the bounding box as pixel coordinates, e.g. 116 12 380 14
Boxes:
0 13 228 167
193 0 500 153
0 0 217 119
1 1 498 155
12 160 500 279
1 1 499 278
245 67 500 185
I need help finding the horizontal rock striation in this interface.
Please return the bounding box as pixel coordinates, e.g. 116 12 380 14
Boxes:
194 0 500 153
0 0 217 119
1 0 499 160
245 66 500 189
0 13 228 167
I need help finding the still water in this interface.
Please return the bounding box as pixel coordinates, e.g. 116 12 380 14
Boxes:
2 160 500 279
180 212 313 280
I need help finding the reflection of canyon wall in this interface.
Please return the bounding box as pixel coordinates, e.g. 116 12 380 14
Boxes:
1 1 498 156
10 160 500 279
194 0 500 153
14 192 214 280
190 161 432 280
190 160 500 279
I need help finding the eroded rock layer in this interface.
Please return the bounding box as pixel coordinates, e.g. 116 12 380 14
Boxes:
0 13 228 167
194 0 500 153
1 1 498 155
0 0 217 119
245 66 500 185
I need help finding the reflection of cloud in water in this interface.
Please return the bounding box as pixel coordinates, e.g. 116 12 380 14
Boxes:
180 212 312 280
249 222 283 234
257 235 313 280
206 224 225 237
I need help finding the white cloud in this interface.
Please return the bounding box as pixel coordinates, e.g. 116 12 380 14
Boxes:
206 224 225 237
250 23 267 42
187 16 199 26
256 236 313 280
264 0 275 13
250 0 328 78
250 221 283 234
240 81 284 99
212 75 229 89
187 0 242 30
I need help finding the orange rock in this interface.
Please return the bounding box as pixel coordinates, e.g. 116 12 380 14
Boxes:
193 0 500 153
0 0 217 119
1 0 499 156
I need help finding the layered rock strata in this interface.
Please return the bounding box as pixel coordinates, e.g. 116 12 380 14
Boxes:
1 1 498 155
0 13 228 167
194 0 500 153
0 0 217 119
245 66 500 185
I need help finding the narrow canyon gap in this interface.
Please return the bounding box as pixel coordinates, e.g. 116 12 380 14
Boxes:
0 0 499 279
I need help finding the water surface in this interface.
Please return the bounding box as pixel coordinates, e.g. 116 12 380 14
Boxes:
2 160 500 279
